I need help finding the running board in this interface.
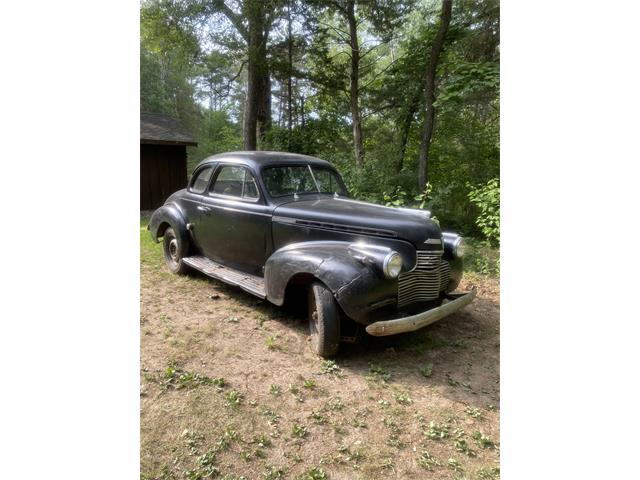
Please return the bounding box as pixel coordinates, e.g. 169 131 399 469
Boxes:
183 256 266 299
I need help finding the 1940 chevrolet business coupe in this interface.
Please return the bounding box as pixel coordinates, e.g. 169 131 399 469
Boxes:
149 151 475 357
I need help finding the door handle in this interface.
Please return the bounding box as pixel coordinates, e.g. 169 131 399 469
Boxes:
197 205 211 213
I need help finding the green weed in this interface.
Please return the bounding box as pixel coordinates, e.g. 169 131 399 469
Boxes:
426 421 449 440
366 363 391 383
454 438 476 457
297 467 327 480
417 451 441 470
269 384 282 396
472 430 495 449
263 466 285 480
393 392 412 405
320 360 340 375
419 363 433 378
292 424 308 438
447 458 464 472
465 406 482 418
225 389 243 408
477 466 500 479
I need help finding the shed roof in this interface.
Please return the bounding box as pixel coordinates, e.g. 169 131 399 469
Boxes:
140 112 198 146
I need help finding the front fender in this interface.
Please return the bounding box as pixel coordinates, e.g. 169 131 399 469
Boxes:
148 203 190 256
264 241 398 323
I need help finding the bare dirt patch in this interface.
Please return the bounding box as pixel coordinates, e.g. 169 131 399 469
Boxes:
141 232 500 480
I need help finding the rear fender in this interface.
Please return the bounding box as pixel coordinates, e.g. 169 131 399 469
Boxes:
148 203 190 257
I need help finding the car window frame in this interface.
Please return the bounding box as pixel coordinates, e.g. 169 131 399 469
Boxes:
208 163 263 203
188 164 216 195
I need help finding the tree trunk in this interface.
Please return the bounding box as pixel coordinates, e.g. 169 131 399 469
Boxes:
396 88 421 173
243 59 258 150
417 0 452 190
256 69 271 144
346 0 364 167
287 0 293 149
242 0 270 150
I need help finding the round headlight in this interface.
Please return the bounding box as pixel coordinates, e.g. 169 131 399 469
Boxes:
454 237 467 258
383 251 403 279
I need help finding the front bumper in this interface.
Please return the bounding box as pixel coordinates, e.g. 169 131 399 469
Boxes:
364 288 477 337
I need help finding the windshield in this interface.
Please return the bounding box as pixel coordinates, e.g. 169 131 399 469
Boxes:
262 165 349 197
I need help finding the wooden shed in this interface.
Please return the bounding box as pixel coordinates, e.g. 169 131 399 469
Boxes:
140 113 197 210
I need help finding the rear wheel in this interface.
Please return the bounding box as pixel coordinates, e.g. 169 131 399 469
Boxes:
308 282 340 357
163 227 189 275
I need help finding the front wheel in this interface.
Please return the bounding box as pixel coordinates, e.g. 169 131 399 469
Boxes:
308 282 341 357
162 227 189 275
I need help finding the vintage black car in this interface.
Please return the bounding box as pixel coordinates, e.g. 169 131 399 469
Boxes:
149 151 475 356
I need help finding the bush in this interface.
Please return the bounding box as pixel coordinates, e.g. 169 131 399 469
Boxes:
468 179 500 246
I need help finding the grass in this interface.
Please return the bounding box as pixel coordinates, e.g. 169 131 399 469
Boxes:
140 214 500 479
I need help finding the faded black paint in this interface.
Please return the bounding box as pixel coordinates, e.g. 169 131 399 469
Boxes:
149 151 464 324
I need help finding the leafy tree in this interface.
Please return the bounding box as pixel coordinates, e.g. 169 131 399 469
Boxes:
139 0 500 244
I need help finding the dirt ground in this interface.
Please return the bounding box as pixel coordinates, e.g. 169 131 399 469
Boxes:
140 226 500 480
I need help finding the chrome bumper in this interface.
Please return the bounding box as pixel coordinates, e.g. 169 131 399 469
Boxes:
365 288 477 337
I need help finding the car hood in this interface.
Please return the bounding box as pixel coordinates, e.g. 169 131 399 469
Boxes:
272 196 441 248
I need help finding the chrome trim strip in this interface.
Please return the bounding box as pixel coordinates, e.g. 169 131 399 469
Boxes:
206 203 272 217
272 216 397 237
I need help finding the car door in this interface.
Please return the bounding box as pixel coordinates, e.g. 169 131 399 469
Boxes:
180 163 216 253
198 164 272 275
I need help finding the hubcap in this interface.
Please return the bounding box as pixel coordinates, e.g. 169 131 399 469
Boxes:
310 304 319 336
169 238 179 262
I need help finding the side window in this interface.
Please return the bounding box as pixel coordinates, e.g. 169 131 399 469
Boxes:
190 166 213 194
211 166 259 200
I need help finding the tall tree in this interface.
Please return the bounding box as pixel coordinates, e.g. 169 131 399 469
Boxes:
210 0 278 150
417 0 452 190
306 0 409 167
345 0 364 167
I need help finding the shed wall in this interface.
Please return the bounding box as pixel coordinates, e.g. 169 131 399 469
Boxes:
140 144 187 210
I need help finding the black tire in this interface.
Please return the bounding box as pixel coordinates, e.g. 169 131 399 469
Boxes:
308 282 341 357
162 227 189 275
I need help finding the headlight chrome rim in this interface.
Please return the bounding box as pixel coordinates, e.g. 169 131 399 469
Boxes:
454 237 466 258
382 251 403 279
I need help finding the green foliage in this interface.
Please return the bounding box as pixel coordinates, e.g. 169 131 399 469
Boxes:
464 238 500 276
468 179 500 246
140 0 500 255
147 363 224 391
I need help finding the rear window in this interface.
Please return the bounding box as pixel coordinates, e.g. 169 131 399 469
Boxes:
190 166 213 194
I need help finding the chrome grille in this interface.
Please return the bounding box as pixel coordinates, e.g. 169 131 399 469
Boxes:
397 250 450 308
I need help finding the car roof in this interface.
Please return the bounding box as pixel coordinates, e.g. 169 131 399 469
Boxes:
194 151 335 171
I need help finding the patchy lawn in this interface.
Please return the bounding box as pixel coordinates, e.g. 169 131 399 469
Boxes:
140 219 500 480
